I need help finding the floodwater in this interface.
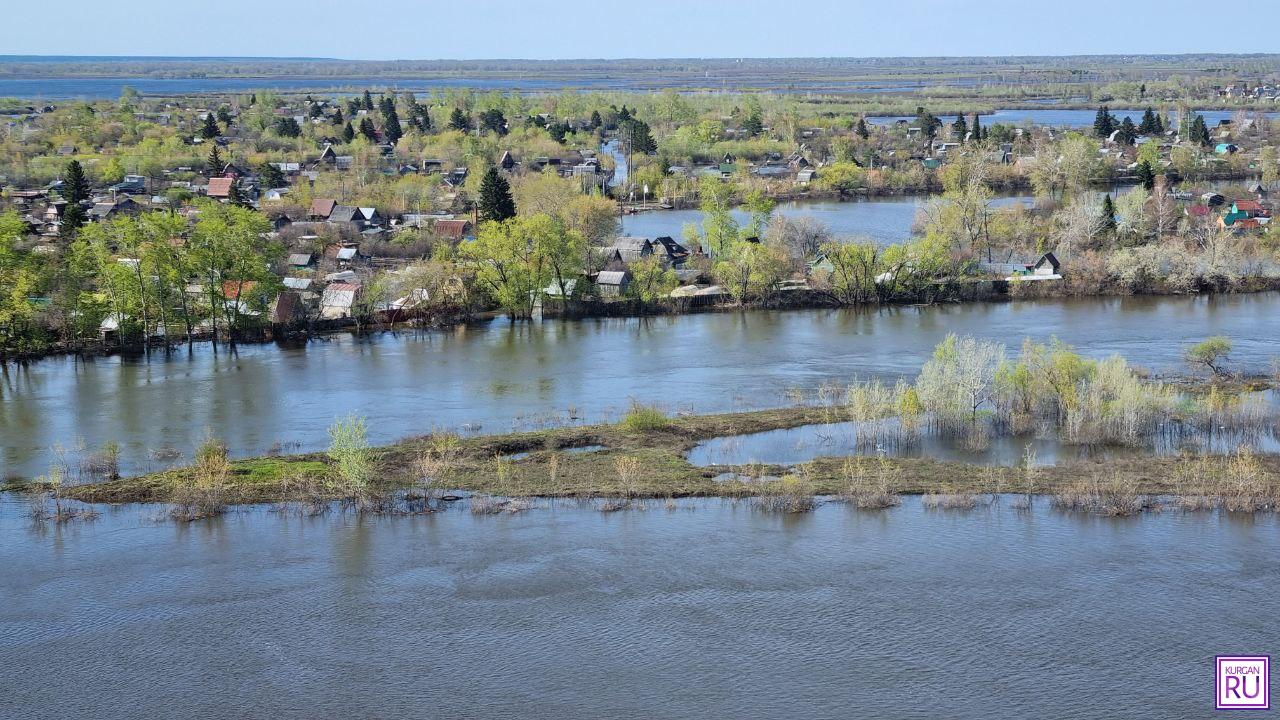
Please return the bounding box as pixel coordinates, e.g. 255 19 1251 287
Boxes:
688 409 1280 468
1 496 1276 719
620 195 1034 246
868 108 1279 128
2 293 1278 478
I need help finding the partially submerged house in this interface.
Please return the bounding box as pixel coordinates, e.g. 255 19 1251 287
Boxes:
319 282 360 319
595 270 630 297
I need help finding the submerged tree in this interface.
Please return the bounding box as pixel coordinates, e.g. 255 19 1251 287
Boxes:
1186 336 1232 377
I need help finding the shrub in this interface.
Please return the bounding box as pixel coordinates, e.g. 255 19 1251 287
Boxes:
328 413 373 494
1185 336 1232 377
621 402 670 433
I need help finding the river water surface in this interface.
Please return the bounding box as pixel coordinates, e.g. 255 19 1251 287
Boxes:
2 293 1278 478
1 496 1275 719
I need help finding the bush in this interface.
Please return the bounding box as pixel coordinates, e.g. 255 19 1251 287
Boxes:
1186 336 1232 376
328 413 373 493
621 402 670 433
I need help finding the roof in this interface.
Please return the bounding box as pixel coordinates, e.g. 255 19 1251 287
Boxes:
596 270 628 285
206 177 234 198
221 280 259 298
434 219 472 240
310 198 337 218
613 237 653 252
1234 200 1264 213
329 205 360 224
1035 252 1060 270
272 291 301 324
282 277 313 290
335 247 358 260
320 283 360 308
287 253 313 267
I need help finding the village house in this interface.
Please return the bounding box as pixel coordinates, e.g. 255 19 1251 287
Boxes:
88 197 142 222
319 282 360 319
595 270 630 297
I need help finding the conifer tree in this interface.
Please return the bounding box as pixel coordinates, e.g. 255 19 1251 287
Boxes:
1136 159 1156 190
477 167 516 223
448 107 470 131
1101 194 1117 233
1094 106 1114 139
856 117 869 139
207 145 223 176
63 159 90 205
384 105 403 144
200 112 221 139
342 122 356 143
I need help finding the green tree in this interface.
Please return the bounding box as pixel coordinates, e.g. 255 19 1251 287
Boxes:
855 117 870 139
627 255 678 302
1116 117 1137 146
1136 159 1156 191
461 215 579 319
342 122 355 143
819 240 881 305
362 90 374 111
478 108 507 136
358 117 378 142
448 107 470 132
1100 194 1118 234
64 159 91 205
200 112 221 140
101 157 126 185
206 145 223 176
712 240 790 303
1093 106 1114 138
384 105 403 144
274 117 301 138
1189 114 1211 146
258 162 286 189
622 118 657 154
1186 336 1232 376
189 202 279 349
1138 108 1159 134
742 113 764 138
60 203 86 240
477 167 517 223
952 115 968 141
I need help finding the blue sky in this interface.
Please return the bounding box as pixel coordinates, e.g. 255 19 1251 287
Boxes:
7 0 1280 59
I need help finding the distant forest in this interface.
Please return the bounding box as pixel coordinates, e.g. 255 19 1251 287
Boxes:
3 55 1280 85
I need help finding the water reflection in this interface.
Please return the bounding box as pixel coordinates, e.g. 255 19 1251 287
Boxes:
1 496 1277 719
2 293 1279 477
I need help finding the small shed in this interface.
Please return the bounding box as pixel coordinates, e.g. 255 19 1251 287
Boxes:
595 270 630 297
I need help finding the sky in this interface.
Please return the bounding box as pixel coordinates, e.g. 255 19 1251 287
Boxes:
6 0 1280 59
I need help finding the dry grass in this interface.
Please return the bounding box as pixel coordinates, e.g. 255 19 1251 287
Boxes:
921 491 981 510
1050 473 1148 516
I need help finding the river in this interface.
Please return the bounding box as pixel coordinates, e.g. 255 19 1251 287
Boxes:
2 293 1278 478
1 495 1275 719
